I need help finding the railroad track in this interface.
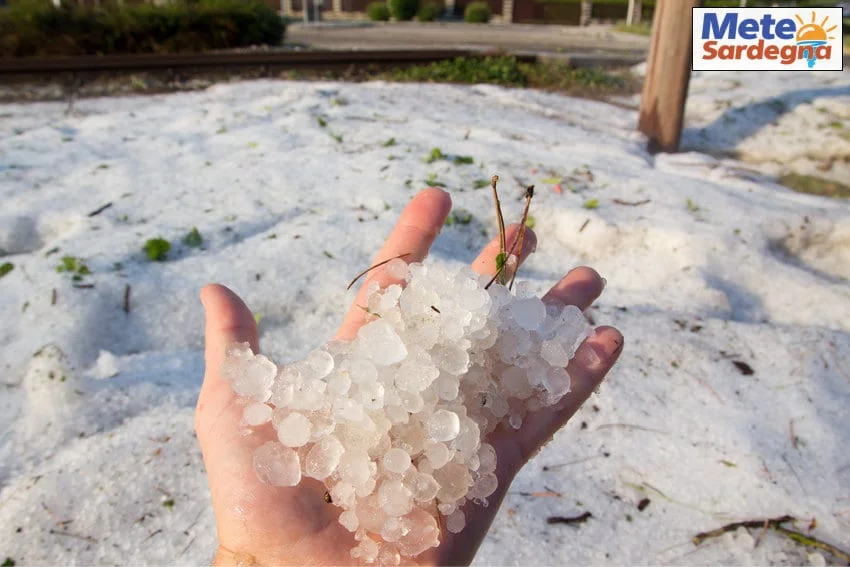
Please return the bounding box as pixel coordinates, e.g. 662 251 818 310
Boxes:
0 49 537 76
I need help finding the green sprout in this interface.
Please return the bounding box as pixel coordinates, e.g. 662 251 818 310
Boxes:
453 156 474 165
444 209 473 226
56 256 91 280
382 137 396 147
582 198 599 210
144 238 171 262
317 116 328 128
424 172 446 187
0 262 13 279
183 227 203 248
473 179 490 189
425 147 446 164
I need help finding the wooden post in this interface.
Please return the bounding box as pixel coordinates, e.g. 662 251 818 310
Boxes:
579 0 592 26
637 0 700 153
626 0 642 25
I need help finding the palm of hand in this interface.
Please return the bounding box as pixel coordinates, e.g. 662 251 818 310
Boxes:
196 189 623 566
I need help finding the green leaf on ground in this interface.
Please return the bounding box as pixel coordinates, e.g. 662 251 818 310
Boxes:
183 227 203 248
425 147 446 164
144 238 171 262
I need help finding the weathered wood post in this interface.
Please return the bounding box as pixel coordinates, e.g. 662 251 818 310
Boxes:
637 0 701 153
580 0 592 26
626 0 642 26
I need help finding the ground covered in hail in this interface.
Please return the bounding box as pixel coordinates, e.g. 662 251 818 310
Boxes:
0 67 849 565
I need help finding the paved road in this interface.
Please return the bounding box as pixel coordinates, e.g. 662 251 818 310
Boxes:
286 22 651 60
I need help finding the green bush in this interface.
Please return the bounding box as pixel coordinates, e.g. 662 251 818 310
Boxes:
464 1 490 23
417 2 441 21
389 0 419 21
0 0 285 57
366 1 391 21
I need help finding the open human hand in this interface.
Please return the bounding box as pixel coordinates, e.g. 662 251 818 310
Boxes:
196 188 624 566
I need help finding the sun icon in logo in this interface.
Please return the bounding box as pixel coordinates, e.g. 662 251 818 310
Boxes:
795 11 837 68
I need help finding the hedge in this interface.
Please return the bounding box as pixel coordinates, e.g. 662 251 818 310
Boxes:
389 0 418 20
464 1 489 23
0 0 285 57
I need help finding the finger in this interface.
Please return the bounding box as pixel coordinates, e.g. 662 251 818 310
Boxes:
336 188 452 340
514 326 624 461
196 283 259 443
542 266 605 312
471 223 538 278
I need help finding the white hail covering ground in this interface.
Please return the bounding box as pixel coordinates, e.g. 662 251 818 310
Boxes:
0 67 849 565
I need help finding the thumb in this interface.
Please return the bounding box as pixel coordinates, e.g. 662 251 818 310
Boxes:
195 284 259 443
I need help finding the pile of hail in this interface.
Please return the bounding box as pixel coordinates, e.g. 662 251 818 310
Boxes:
222 258 591 565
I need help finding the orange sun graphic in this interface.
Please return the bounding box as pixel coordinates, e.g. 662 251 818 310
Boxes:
794 11 837 43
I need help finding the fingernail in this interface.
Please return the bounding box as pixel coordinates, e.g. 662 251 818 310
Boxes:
606 335 624 358
600 277 607 291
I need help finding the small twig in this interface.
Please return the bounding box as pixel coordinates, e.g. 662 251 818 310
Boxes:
613 198 651 206
143 529 163 542
87 202 113 217
179 535 196 557
49 528 98 544
72 283 95 289
774 526 850 563
693 515 850 563
123 284 131 314
595 423 667 435
692 515 795 545
508 186 535 291
782 454 806 493
488 174 507 288
42 502 69 527
51 288 57 306
547 512 592 526
485 184 532 291
491 175 506 253
346 253 410 290
356 305 381 318
542 455 603 471
579 219 590 233
510 490 563 498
